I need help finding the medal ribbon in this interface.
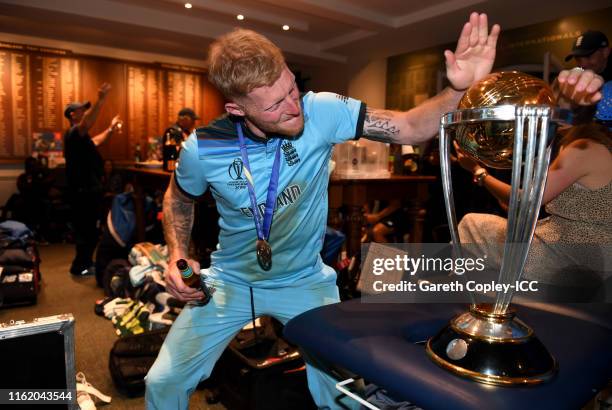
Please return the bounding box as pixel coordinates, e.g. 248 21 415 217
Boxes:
236 123 282 242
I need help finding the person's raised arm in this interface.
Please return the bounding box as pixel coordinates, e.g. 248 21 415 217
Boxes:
91 115 121 146
453 141 513 205
362 13 500 145
162 175 203 302
454 140 593 207
77 83 111 136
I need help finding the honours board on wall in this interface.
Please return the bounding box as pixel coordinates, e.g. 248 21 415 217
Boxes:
0 41 224 161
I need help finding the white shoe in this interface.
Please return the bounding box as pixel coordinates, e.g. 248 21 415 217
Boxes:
76 372 112 409
77 391 96 410
77 390 96 410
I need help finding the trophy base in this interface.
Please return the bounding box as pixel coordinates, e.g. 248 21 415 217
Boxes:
425 304 557 386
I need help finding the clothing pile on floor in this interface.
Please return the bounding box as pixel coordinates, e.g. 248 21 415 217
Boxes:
95 242 184 336
0 220 41 307
94 241 189 396
95 242 316 407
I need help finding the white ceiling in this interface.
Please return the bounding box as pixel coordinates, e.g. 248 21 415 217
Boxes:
0 0 610 67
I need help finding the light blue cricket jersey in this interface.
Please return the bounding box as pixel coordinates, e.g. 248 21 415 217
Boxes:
175 91 366 288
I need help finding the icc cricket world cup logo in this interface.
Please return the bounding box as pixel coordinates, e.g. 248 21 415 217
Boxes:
228 158 244 180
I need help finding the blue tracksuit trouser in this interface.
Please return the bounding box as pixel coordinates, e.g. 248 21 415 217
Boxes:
145 273 358 409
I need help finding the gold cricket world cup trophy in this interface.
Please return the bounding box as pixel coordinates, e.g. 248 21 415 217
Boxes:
426 71 572 385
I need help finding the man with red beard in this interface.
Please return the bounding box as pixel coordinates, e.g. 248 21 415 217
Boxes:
146 13 603 409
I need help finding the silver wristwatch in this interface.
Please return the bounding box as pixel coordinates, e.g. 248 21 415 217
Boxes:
473 167 488 186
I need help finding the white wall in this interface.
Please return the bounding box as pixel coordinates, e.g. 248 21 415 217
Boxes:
347 58 387 108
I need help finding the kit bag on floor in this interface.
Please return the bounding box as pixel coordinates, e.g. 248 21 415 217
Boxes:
216 318 316 410
0 265 39 307
108 328 168 397
0 246 41 308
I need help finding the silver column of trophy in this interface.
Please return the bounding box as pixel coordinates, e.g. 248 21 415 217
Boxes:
426 71 571 386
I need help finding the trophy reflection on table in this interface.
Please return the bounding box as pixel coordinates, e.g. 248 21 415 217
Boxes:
426 71 572 386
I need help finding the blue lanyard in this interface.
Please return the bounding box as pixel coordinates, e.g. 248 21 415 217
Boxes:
236 123 282 241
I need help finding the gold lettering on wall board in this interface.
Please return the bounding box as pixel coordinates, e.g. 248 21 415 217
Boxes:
506 31 582 49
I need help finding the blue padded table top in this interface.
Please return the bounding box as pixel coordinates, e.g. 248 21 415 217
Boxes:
284 300 612 410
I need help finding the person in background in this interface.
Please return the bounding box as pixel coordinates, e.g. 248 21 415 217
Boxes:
2 157 54 242
101 159 127 226
102 159 124 197
558 30 611 124
455 112 612 289
63 83 121 277
596 81 612 128
162 108 200 171
565 30 611 82
363 199 407 243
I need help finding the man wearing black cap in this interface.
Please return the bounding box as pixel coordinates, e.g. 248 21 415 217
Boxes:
63 82 121 276
565 30 611 82
162 108 200 171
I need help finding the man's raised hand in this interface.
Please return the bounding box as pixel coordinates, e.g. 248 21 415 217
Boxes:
445 13 500 91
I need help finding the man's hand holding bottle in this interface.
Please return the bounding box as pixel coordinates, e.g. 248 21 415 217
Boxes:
165 257 206 303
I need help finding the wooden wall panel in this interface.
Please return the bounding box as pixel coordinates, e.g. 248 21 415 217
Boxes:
0 51 14 157
0 42 225 161
201 78 225 126
80 58 127 160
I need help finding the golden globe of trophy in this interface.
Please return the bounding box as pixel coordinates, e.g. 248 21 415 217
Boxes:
426 71 571 385
454 71 556 169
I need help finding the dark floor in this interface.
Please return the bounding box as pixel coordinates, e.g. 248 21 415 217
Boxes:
0 243 225 410
5 244 608 410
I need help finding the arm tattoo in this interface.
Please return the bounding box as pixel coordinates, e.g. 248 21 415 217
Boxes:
162 178 194 258
363 108 400 142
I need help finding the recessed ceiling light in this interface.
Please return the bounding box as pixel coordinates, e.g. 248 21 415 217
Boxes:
237 14 245 21
184 3 192 9
282 25 290 31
